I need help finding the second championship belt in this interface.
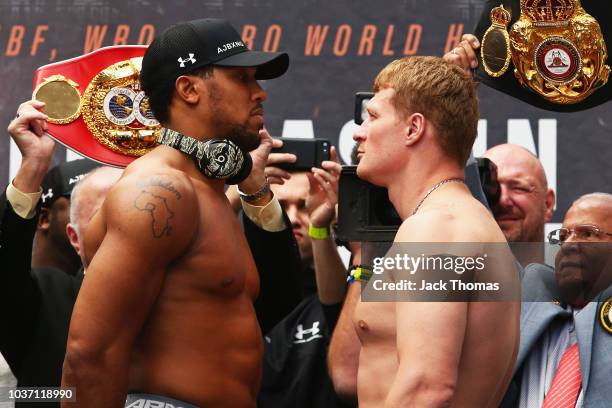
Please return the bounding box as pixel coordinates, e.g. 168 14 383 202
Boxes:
509 0 609 105
476 0 611 110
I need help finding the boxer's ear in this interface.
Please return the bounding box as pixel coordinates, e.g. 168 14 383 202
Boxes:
403 112 425 147
174 75 201 105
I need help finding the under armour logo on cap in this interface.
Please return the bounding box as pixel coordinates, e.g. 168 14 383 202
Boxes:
140 19 289 94
41 188 54 204
177 53 196 68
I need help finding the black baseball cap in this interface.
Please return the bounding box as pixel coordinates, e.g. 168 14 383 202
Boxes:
141 18 289 93
40 159 101 207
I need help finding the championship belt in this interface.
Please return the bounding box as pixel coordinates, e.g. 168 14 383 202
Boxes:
32 46 161 167
474 0 611 111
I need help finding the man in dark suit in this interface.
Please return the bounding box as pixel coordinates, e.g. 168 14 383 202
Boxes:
0 100 101 407
502 193 612 407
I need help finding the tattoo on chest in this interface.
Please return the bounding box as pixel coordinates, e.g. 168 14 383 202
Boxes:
134 190 176 238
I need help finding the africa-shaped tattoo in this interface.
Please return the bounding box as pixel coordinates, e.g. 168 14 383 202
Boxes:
134 191 175 238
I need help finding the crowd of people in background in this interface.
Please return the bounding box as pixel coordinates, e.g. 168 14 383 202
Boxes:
0 21 610 408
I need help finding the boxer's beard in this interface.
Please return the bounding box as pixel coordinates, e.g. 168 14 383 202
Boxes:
206 80 261 152
223 125 261 152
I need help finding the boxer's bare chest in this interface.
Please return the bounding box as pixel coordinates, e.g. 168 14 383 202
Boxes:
353 299 396 346
174 185 260 300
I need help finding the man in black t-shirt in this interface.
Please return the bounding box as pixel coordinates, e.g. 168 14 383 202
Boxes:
259 151 356 408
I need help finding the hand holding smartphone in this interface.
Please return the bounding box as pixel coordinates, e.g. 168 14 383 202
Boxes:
271 137 332 171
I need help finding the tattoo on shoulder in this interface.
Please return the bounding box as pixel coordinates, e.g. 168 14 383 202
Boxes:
139 177 182 200
134 191 175 238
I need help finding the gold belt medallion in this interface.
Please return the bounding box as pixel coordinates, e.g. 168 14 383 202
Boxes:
507 0 609 104
33 75 82 124
81 57 160 157
481 0 610 105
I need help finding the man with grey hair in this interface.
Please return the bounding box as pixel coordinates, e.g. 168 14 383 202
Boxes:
502 192 612 407
65 167 122 269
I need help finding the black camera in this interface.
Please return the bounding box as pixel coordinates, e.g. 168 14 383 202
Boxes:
475 157 501 209
336 165 400 243
336 161 501 243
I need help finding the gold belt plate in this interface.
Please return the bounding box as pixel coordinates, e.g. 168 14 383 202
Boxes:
81 57 161 157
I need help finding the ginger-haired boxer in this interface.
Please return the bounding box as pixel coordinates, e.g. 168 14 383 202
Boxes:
350 56 519 407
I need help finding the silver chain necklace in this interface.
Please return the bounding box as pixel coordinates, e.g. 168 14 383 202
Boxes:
412 178 464 216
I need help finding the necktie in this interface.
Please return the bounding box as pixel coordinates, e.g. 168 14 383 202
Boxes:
542 343 582 408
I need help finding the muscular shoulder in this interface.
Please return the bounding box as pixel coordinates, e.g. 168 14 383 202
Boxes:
396 200 503 243
396 210 456 243
102 168 198 259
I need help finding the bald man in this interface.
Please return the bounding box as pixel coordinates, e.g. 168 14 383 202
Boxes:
484 144 555 265
502 193 612 407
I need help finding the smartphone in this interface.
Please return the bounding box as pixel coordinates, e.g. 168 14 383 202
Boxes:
272 138 332 171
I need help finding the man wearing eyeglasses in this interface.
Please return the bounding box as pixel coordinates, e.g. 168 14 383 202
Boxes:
501 192 612 408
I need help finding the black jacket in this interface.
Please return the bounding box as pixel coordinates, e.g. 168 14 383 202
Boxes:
0 193 82 408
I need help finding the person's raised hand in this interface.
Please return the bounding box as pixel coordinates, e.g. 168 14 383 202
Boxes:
306 146 341 228
443 34 480 73
265 137 296 185
8 100 55 163
8 100 57 192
